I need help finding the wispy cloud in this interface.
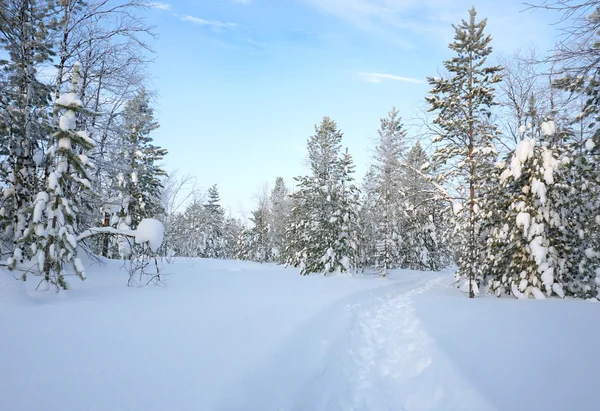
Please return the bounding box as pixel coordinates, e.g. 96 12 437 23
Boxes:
359 72 424 84
149 2 171 10
232 0 252 4
301 0 556 51
177 15 237 29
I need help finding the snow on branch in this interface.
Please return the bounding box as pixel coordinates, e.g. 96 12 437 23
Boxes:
77 218 164 252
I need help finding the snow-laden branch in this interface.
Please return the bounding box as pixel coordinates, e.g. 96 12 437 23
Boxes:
77 226 136 242
76 218 165 253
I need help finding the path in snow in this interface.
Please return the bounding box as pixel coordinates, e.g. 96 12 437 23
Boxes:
219 274 493 411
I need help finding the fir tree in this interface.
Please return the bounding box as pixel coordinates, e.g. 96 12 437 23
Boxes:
401 143 449 271
9 63 95 290
369 107 406 275
286 117 359 275
0 0 57 248
426 7 502 297
114 89 166 231
357 166 379 270
246 202 271 263
179 199 206 257
202 185 225 259
223 217 243 260
269 177 290 263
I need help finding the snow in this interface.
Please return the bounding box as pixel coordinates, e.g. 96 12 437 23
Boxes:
134 218 165 252
531 178 547 204
529 236 548 266
73 258 85 276
541 120 556 136
32 150 44 165
58 137 72 150
516 212 531 236
48 172 60 190
414 278 598 410
531 286 546 300
55 92 83 108
585 139 595 151
59 111 77 131
552 282 565 298
76 130 96 147
506 138 535 181
452 201 463 215
33 191 49 223
0 271 28 304
1 261 598 411
541 148 557 184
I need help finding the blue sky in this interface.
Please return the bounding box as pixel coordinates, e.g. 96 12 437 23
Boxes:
143 0 559 219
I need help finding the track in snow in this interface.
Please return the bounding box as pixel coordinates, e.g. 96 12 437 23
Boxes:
219 274 493 411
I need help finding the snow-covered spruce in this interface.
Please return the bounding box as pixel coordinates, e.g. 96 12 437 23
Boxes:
364 107 406 275
400 142 450 271
168 185 228 259
285 117 360 275
11 63 95 290
484 120 597 299
102 89 167 258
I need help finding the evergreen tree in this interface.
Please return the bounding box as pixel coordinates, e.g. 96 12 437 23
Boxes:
202 185 225 259
0 0 57 248
485 122 574 298
223 216 244 260
245 201 271 263
426 7 502 297
286 117 359 275
401 143 449 271
113 89 166 231
356 166 381 270
269 177 290 263
9 63 95 290
328 148 360 272
550 5 600 298
179 199 206 257
368 108 406 275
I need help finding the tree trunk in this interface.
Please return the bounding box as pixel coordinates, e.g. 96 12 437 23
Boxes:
468 49 475 299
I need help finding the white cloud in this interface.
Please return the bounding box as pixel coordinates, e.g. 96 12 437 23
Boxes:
232 0 252 4
359 72 424 84
301 0 556 51
149 2 171 10
178 15 237 29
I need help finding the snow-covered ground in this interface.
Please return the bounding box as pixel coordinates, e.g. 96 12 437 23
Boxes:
0 259 597 411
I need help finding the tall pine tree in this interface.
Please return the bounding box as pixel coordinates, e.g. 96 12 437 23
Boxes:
426 7 502 297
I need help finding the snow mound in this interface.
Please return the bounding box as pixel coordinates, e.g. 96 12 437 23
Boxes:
135 218 164 252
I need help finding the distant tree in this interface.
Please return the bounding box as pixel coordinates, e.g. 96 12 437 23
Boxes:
223 216 244 259
202 185 225 259
269 177 291 263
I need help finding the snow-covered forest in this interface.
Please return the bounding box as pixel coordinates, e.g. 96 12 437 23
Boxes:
2 1 599 299
1 1 600 410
